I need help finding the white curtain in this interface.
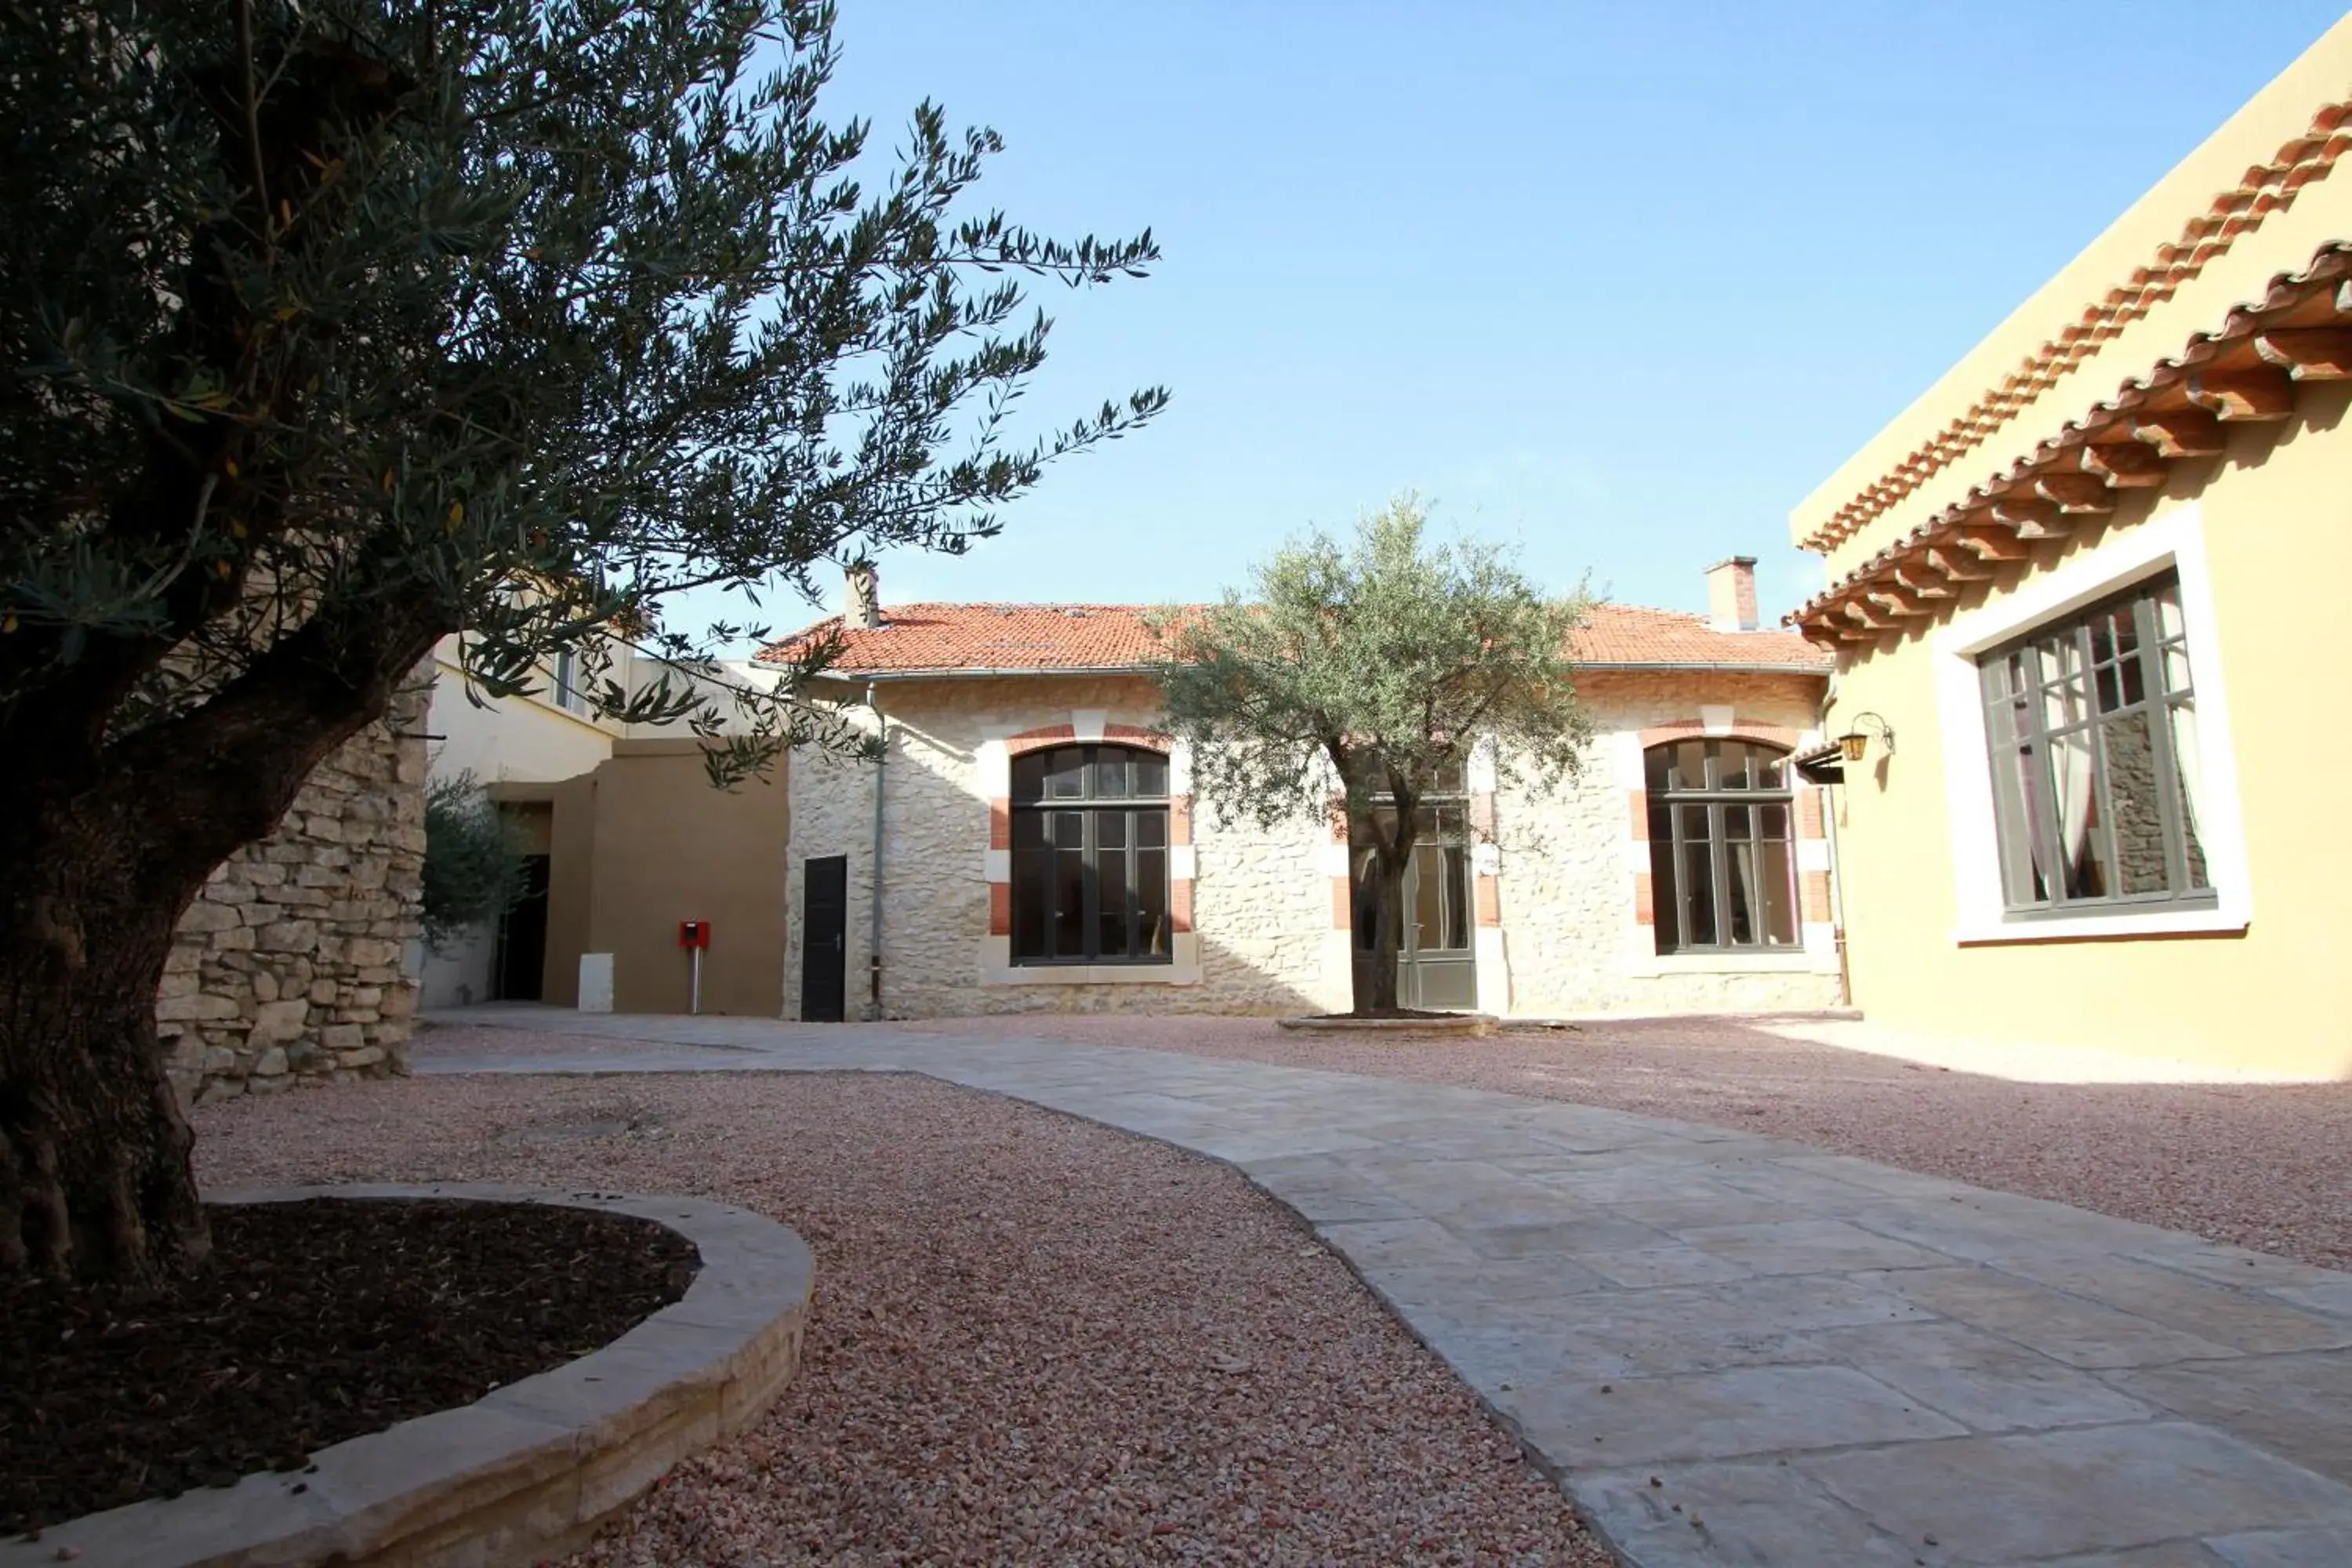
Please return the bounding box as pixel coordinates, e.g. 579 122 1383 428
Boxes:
2169 696 2206 870
2052 731 2096 888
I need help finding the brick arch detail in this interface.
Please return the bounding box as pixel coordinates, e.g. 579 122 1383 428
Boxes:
1004 723 1172 757
1636 719 1803 752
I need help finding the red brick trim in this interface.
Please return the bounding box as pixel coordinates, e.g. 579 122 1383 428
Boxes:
1475 873 1501 928
1171 880 1195 935
1802 870 1833 924
1798 787 1826 841
1633 871 1655 927
989 797 1011 851
1628 789 1650 841
1170 794 1192 842
1004 722 1171 757
1330 876 1352 931
1102 722 1174 750
1003 724 1077 757
1638 719 1804 751
988 881 1012 936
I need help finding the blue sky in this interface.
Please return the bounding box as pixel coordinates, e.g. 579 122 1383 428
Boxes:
688 2 2350 646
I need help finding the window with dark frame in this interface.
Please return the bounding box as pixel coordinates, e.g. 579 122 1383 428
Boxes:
1977 571 2211 919
1009 744 1173 965
1644 739 1800 954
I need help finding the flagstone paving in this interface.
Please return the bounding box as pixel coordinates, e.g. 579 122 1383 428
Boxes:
422 1007 2352 1567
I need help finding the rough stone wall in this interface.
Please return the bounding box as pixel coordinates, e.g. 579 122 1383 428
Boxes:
1493 671 1842 1015
782 675 1338 1021
159 681 430 1104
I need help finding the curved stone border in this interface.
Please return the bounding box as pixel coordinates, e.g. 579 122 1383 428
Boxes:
1276 1012 1499 1034
0 1184 813 1568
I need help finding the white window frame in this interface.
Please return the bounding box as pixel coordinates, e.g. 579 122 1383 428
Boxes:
1933 503 2251 944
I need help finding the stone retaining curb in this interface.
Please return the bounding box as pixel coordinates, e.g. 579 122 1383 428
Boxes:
1 1184 813 1568
1276 1012 1499 1033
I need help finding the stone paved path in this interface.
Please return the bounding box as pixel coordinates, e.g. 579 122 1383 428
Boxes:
423 1007 2352 1567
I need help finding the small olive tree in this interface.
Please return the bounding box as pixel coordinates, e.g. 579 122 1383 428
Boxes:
1152 498 1593 1014
419 772 528 953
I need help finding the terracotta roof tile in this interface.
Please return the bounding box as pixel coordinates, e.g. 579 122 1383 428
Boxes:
759 601 1828 676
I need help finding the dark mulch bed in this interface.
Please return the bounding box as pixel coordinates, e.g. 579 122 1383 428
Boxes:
0 1197 698 1537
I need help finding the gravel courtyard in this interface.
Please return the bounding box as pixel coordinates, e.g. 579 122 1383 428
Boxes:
194 1072 1613 1568
895 1014 2352 1272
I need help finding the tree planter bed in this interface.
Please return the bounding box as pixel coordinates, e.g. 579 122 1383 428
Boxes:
0 1185 813 1568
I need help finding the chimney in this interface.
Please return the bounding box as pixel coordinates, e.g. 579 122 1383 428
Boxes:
1706 556 1759 632
844 563 880 630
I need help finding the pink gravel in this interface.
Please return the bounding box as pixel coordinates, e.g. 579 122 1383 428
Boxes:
902 1014 2352 1272
194 1073 1612 1567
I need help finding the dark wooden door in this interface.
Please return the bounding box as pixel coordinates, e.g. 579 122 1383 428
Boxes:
495 855 551 1002
800 855 849 1022
1398 840 1478 1010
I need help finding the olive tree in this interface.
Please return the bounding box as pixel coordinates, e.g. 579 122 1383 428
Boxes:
1152 499 1591 1014
0 0 1163 1279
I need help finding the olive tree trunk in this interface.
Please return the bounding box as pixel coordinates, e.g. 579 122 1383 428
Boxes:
1346 804 1419 1016
0 627 430 1283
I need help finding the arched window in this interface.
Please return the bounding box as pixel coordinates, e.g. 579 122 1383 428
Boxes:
1645 739 1798 953
1010 744 1171 964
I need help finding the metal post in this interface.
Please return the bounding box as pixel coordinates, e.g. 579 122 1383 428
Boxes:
690 945 702 1016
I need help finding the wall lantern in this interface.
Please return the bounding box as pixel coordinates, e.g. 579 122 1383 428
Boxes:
1839 712 1896 763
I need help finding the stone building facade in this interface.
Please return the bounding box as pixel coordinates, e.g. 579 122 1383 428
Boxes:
772 566 1843 1022
158 681 430 1105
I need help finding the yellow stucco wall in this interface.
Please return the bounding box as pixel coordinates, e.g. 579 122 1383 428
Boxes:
1825 386 2352 1078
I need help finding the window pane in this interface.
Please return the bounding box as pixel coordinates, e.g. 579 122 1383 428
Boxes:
2168 698 2209 891
1989 742 2051 907
1011 752 1047 802
1648 803 1671 845
1097 827 1130 957
1047 747 1087 798
1760 803 1788 839
1133 753 1169 797
1012 849 1051 960
1681 837 1718 946
2161 642 2193 696
1725 839 1760 946
1673 740 1706 793
2154 579 2185 641
1092 750 1130 798
2118 648 2147 709
1760 836 1797 945
1716 742 1750 791
1012 810 1046 849
1679 804 1710 842
1443 846 1471 950
1052 812 1086 956
1411 846 1444 953
1644 745 1671 793
2042 646 2088 730
1137 810 1167 849
1650 835 1680 954
2101 712 2168 896
1722 804 1751 841
1138 841 1169 956
2051 731 2110 900
1755 752 1787 790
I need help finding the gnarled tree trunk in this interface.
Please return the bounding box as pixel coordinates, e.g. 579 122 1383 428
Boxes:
0 623 435 1283
0 818 212 1282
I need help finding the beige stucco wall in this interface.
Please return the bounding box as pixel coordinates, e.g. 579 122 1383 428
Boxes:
782 668 1836 1021
1822 386 2352 1078
583 742 789 1016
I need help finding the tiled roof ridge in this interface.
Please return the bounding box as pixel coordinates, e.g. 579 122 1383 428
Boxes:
1804 99 2352 554
1791 237 2352 634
